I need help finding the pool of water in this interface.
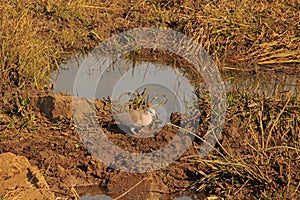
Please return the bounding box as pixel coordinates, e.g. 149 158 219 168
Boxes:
52 55 300 99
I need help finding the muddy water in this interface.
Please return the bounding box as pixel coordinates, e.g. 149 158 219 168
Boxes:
52 55 299 199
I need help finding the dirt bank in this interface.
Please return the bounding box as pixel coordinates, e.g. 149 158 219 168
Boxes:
0 90 299 199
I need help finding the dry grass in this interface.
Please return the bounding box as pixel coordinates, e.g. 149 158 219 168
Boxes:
1 0 299 90
184 91 300 199
0 0 299 199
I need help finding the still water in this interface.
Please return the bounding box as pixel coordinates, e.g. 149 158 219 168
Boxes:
52 55 300 99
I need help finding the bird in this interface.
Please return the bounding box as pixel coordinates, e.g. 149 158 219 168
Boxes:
113 107 157 135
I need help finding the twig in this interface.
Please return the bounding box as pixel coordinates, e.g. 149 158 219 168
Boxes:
114 177 148 200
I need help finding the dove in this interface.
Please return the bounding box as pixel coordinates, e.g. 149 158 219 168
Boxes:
113 107 157 135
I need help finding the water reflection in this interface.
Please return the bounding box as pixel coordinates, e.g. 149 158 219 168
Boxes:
52 56 300 99
52 55 199 128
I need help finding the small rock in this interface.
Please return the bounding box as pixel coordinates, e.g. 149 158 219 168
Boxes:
31 94 72 121
0 152 55 199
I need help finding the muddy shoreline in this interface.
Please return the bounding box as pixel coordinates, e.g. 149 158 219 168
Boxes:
0 90 299 199
0 92 207 199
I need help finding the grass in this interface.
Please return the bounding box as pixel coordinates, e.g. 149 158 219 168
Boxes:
1 0 299 90
0 0 299 199
186 91 300 199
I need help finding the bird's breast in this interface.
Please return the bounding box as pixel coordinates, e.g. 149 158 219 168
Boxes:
114 110 153 127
